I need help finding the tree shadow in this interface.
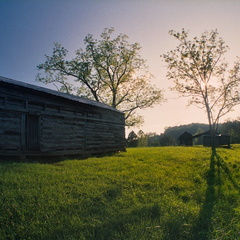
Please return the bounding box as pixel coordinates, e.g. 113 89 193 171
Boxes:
215 151 240 192
192 148 240 239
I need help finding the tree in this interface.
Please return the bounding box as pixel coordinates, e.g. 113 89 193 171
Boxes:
161 29 240 149
36 28 163 127
137 130 148 147
147 132 160 147
220 119 240 143
127 130 138 147
159 133 176 146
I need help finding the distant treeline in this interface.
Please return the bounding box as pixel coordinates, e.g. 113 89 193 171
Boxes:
126 120 240 147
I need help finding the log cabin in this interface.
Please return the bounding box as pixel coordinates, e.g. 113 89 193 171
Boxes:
192 130 230 148
177 131 193 146
178 130 230 147
0 76 125 158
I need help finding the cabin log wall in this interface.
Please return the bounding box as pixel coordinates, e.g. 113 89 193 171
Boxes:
0 77 125 157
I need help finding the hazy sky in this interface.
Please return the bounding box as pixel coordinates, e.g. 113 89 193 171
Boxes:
1 0 240 134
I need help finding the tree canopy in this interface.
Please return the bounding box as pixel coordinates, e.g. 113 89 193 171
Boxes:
36 28 164 127
161 29 240 144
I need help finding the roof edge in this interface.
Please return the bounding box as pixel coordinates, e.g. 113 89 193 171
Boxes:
0 76 122 113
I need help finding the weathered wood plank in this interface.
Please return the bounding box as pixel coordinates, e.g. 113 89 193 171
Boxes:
0 77 125 157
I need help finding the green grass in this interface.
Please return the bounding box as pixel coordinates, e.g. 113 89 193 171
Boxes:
0 146 240 240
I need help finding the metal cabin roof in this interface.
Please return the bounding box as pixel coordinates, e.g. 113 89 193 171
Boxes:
0 76 122 113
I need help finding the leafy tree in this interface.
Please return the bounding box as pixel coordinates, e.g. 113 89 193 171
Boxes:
127 131 138 141
147 132 160 147
220 119 240 143
127 131 161 147
127 130 138 147
137 130 148 147
37 28 164 127
159 134 176 146
161 29 240 148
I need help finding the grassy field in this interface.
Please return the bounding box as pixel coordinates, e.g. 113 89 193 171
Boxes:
0 146 240 240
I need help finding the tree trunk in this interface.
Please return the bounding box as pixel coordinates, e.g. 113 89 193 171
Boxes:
206 104 216 151
210 128 216 152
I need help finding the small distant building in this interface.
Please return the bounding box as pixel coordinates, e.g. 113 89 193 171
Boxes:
0 76 126 158
202 135 230 148
192 130 230 148
178 130 230 147
178 131 193 146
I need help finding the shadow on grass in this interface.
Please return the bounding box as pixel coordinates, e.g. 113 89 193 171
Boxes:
192 148 240 240
0 151 122 164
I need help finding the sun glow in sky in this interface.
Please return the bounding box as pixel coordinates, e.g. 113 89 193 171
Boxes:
1 0 240 135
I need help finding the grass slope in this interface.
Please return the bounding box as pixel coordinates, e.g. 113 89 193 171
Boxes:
0 146 240 240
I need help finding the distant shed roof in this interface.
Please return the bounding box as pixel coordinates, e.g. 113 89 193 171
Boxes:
192 130 219 139
0 76 121 113
177 131 192 140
